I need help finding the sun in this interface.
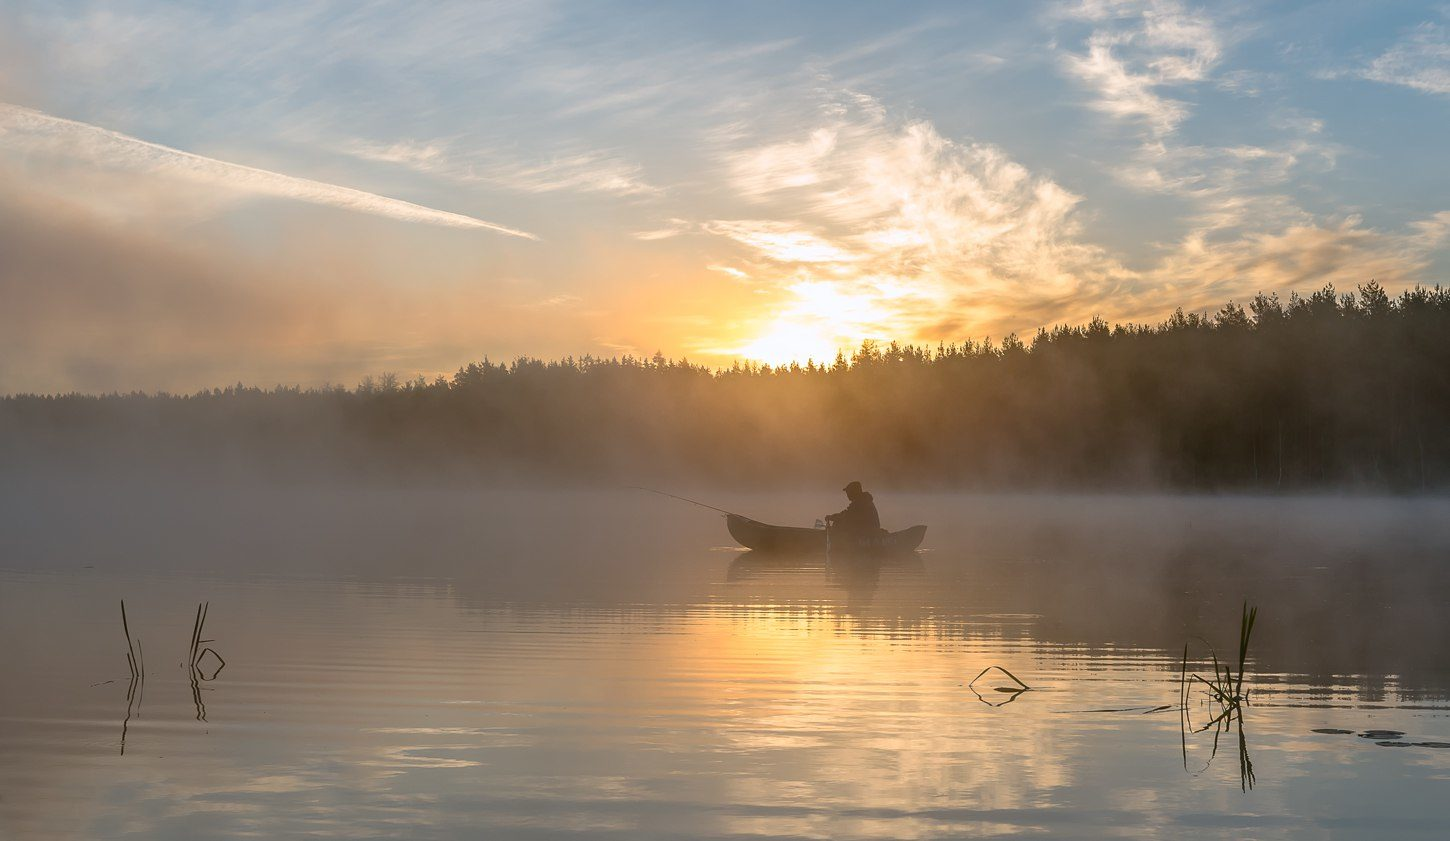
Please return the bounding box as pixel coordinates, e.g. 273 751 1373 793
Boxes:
733 281 901 366
737 320 841 367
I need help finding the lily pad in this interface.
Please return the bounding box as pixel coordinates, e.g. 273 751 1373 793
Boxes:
1311 728 1354 735
1359 730 1405 739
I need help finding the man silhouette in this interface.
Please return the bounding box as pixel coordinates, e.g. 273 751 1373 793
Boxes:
825 481 881 537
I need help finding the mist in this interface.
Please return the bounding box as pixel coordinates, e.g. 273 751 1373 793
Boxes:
0 176 572 394
5 468 1448 688
6 280 1450 492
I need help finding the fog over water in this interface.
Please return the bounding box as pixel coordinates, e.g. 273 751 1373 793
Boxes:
6 475 1450 676
3 471 1449 839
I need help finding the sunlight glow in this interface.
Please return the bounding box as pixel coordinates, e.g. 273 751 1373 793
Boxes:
732 280 917 366
737 320 841 367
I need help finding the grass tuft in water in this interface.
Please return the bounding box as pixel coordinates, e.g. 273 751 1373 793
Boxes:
1180 602 1258 791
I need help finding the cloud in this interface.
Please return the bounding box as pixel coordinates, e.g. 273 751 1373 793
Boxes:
0 178 598 393
707 265 749 280
0 103 536 237
1114 124 1339 233
698 92 1131 351
1058 0 1222 138
690 87 1448 360
1359 22 1450 95
1053 2 1347 259
631 219 692 240
481 151 657 196
344 137 659 197
520 294 583 309
704 220 864 264
1145 216 1442 317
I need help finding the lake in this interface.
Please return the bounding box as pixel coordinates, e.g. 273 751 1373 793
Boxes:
2 482 1448 839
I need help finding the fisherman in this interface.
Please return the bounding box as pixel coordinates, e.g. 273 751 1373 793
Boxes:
825 480 881 538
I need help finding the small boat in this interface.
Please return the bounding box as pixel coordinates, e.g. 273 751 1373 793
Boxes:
726 513 926 555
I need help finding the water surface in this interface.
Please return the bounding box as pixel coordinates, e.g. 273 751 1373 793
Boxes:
3 484 1448 839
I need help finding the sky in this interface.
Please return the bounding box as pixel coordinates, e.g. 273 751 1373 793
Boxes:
2 0 1449 393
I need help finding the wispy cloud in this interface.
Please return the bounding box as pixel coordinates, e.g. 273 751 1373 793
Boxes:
686 85 1445 360
1053 2 1345 255
1359 21 1450 95
704 220 865 264
707 264 749 280
344 137 659 197
631 219 692 241
519 293 583 309
0 103 536 237
1149 215 1445 317
1114 121 1339 234
695 92 1129 351
1058 0 1222 138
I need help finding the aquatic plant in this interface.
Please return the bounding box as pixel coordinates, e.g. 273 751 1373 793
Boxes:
119 600 144 755
968 665 1031 706
120 599 143 684
187 601 225 721
1180 602 1258 790
1183 602 1257 711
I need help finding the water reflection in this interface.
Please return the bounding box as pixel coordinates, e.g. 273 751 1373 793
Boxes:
187 601 226 721
118 600 144 756
4 570 1448 839
725 550 824 581
968 665 1032 707
4 490 1450 839
1181 686 1256 792
725 549 929 623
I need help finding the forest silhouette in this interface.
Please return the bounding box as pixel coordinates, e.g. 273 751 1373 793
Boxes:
4 281 1448 490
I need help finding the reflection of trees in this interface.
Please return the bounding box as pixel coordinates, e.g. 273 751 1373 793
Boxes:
715 533 1450 700
721 551 931 632
7 283 1450 490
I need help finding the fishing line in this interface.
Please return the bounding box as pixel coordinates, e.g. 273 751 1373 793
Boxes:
627 486 753 520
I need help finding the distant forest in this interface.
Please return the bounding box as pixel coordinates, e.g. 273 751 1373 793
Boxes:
5 281 1449 490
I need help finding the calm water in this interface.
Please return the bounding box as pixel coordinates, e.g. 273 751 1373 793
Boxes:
2 483 1449 839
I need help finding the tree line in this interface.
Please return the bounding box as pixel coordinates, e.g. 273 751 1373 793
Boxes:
5 281 1448 490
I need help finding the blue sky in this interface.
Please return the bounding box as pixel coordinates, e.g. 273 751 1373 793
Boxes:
2 1 1448 391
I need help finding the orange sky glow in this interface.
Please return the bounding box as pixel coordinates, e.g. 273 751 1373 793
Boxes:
2 2 1448 391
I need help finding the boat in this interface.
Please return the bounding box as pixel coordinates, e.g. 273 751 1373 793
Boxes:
726 513 926 555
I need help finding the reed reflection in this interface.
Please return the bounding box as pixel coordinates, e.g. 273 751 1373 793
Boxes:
106 599 228 754
118 600 143 755
9 565 1449 840
187 601 226 722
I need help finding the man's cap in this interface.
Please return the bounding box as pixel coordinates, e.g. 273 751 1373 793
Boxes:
843 480 863 494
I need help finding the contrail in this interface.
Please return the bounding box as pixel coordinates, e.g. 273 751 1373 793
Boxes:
0 103 537 239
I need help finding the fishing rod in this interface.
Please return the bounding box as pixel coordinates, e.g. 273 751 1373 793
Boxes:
627 486 750 519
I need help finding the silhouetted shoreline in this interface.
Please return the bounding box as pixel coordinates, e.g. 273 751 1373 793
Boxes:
4 283 1448 490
